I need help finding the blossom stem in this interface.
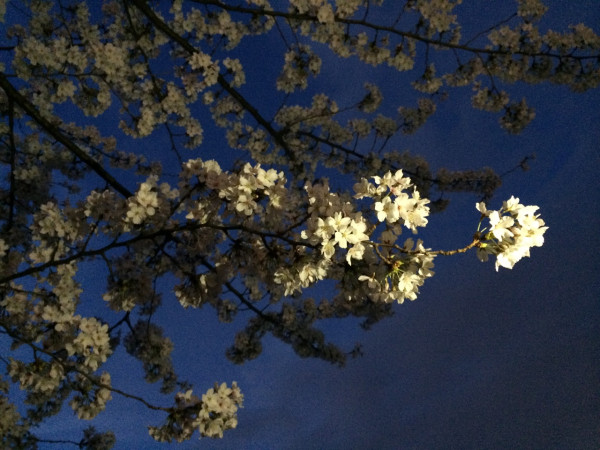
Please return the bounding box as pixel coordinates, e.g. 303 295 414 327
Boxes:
369 236 481 257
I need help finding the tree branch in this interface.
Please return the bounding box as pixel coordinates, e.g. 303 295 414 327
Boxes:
188 0 600 60
129 0 300 166
0 72 133 198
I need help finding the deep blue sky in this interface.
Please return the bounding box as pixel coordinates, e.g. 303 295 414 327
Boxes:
4 1 599 448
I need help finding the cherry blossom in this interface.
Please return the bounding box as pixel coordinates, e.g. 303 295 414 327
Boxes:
0 0 595 445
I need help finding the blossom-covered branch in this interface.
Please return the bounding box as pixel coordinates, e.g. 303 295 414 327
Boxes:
0 0 585 444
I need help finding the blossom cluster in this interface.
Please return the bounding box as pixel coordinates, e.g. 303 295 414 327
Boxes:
277 44 322 92
278 169 435 304
358 238 436 304
352 170 435 303
64 318 112 371
414 0 462 35
125 177 160 225
148 383 243 442
301 181 369 263
476 196 548 271
355 169 430 233
70 372 112 420
8 359 65 395
199 382 244 438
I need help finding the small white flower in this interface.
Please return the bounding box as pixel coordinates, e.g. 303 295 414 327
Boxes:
489 210 515 240
374 197 398 222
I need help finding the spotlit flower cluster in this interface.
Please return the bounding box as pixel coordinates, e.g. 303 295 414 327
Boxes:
355 169 430 233
476 196 548 270
358 238 436 304
301 181 370 264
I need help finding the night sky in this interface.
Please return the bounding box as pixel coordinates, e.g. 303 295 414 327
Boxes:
4 1 599 448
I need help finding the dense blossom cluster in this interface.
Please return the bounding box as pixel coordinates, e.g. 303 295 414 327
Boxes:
0 0 596 446
475 197 548 271
149 382 243 441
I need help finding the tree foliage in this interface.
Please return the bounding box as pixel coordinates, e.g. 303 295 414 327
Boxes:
0 0 598 445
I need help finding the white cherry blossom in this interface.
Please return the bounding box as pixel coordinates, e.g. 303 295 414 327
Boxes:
1 0 589 444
